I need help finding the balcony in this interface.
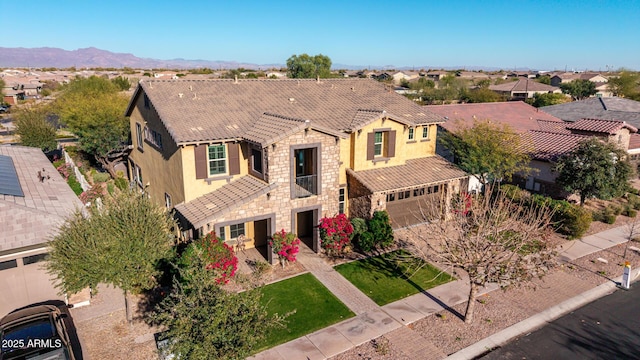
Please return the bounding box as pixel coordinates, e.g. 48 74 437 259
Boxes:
294 174 317 198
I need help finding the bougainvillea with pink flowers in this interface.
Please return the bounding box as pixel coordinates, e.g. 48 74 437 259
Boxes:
181 232 238 284
269 229 300 268
319 213 354 257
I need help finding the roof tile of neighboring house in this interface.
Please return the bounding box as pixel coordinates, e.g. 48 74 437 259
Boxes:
126 79 444 145
174 175 278 229
427 101 563 133
347 156 468 193
541 97 640 126
536 119 571 134
528 131 589 161
566 118 638 134
0 146 84 252
489 78 560 92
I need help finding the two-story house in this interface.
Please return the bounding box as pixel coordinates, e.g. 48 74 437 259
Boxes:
124 78 468 263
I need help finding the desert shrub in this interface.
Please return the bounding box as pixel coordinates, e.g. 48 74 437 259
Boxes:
625 208 638 218
367 211 394 249
356 231 376 253
114 177 128 191
609 205 623 216
92 171 111 183
500 184 529 202
604 214 617 224
528 194 591 239
107 182 115 195
79 184 105 204
350 218 368 237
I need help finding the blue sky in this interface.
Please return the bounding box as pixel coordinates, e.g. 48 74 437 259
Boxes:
3 0 639 70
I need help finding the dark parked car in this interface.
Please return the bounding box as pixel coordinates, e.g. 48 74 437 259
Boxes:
0 305 75 360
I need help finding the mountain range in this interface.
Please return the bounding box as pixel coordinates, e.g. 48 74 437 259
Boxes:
0 46 507 71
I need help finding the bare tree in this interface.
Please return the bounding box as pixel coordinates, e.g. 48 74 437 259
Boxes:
623 216 640 259
399 189 557 323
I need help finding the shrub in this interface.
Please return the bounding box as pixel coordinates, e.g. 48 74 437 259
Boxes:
350 218 368 238
79 184 105 204
319 214 354 257
627 209 638 218
604 214 617 224
368 211 394 249
179 232 238 284
92 171 111 183
269 229 300 267
67 174 83 195
114 177 128 191
556 205 592 239
501 184 528 202
357 231 376 253
107 182 115 195
610 205 623 216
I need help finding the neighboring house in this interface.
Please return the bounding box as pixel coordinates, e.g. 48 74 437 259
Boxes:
0 146 85 317
488 78 562 100
427 101 638 197
550 72 608 87
455 71 490 80
426 71 448 81
125 78 468 261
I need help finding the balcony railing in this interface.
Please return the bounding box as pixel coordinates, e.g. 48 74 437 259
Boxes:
294 174 317 198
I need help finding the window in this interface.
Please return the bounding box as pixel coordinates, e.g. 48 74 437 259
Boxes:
413 187 425 197
218 227 226 241
136 123 143 150
230 223 245 239
144 127 163 150
134 165 143 187
23 253 48 265
408 128 414 141
374 131 384 156
251 148 263 174
398 190 411 200
339 188 345 214
165 193 172 209
386 193 395 202
208 144 227 175
0 259 17 271
422 126 429 139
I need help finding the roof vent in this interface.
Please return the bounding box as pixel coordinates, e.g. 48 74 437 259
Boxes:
234 75 238 84
189 85 193 91
193 93 197 100
289 98 295 102
351 86 355 91
317 76 320 83
178 93 184 98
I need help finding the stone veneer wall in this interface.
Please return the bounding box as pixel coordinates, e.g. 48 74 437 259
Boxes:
209 128 340 241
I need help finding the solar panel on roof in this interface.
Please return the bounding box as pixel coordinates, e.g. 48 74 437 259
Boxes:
0 155 24 197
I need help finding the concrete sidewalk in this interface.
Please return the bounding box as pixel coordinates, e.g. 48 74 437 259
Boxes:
251 224 640 360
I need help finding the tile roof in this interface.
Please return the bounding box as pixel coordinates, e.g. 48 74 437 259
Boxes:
536 119 571 134
347 156 468 193
0 145 84 252
528 131 589 161
566 118 638 134
629 134 640 150
173 175 277 229
541 97 640 126
426 101 564 133
242 113 308 148
126 78 444 145
489 78 560 92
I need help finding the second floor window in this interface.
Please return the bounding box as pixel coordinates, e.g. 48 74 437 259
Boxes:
408 128 414 140
208 144 226 175
374 131 384 156
136 123 143 150
422 126 429 139
251 148 263 174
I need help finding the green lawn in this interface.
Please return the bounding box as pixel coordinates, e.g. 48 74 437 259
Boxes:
335 250 454 306
255 273 354 352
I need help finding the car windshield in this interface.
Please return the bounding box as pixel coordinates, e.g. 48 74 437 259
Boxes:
1 317 58 357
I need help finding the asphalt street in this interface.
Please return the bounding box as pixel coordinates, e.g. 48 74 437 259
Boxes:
481 282 640 360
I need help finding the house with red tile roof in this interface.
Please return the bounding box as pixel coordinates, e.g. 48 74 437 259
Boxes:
427 101 638 197
124 78 469 261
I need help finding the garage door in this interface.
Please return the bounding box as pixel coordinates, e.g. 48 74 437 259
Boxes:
0 251 64 317
386 185 443 228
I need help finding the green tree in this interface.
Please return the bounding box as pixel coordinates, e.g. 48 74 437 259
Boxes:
286 53 332 78
440 120 532 185
459 87 503 103
53 76 130 177
608 71 640 99
47 190 177 322
559 79 597 100
555 137 632 206
111 76 132 91
536 75 551 85
529 92 570 107
14 106 57 151
152 243 284 360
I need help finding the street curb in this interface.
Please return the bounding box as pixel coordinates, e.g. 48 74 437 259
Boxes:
445 268 640 360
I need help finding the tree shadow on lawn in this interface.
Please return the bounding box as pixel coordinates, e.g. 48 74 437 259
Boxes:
368 251 465 321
